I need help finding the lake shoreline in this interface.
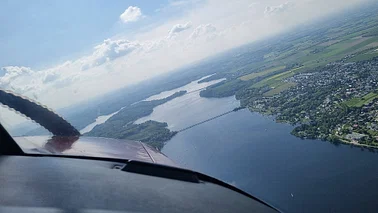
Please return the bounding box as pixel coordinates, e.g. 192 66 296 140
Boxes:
246 105 378 150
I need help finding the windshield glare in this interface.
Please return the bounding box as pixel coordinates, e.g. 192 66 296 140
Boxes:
1 0 378 212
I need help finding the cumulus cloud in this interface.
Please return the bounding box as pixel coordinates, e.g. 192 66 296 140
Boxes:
53 75 79 89
43 72 60 83
42 61 72 84
0 66 40 95
1 0 370 116
264 2 294 16
0 59 84 107
167 22 192 39
189 24 217 40
120 6 142 23
0 66 33 87
81 39 141 70
142 39 168 53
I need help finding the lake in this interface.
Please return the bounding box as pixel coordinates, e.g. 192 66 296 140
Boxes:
81 76 227 133
135 78 378 213
163 109 378 212
134 76 234 131
80 108 124 134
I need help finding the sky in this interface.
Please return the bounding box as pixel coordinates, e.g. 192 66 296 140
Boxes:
0 0 370 125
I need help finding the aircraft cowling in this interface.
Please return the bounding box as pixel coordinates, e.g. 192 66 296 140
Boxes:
14 136 176 167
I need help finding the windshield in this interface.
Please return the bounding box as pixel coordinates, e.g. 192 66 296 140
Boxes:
1 0 378 212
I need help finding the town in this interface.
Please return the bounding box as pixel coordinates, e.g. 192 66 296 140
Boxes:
246 57 378 147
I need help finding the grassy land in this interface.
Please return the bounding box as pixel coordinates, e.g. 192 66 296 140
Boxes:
248 36 378 90
208 33 378 98
239 66 286 81
343 37 378 54
296 38 377 67
344 92 378 107
362 27 378 37
201 7 378 101
251 67 304 88
263 82 297 97
347 52 378 62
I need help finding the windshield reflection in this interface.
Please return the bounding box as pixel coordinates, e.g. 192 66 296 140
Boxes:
44 136 79 153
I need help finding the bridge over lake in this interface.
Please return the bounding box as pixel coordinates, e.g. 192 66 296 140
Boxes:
177 107 245 133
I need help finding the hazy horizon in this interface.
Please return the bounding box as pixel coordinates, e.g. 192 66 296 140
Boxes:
0 0 372 126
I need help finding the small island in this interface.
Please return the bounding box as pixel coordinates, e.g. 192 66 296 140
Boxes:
85 91 186 150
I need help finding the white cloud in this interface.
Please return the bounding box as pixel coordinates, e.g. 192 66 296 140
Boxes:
0 66 34 89
81 39 141 70
41 62 72 84
0 66 42 96
1 66 33 82
43 72 60 83
120 6 142 23
53 75 79 89
167 22 193 39
264 2 294 16
0 0 371 117
189 24 217 40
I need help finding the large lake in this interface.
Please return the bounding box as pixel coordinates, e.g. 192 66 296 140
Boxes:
137 78 378 213
86 76 378 212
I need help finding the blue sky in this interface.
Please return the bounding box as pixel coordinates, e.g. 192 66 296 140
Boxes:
0 0 178 69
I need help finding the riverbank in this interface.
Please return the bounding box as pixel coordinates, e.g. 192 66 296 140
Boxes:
247 105 378 150
162 108 378 213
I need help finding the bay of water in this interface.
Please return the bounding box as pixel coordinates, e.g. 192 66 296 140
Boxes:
80 108 123 134
133 78 378 213
87 76 378 212
142 74 222 101
134 77 235 131
81 76 227 133
163 109 378 212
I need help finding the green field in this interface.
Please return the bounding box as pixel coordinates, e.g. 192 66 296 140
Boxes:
201 9 378 102
251 67 303 88
344 92 378 107
239 66 286 81
242 18 378 88
206 30 378 98
263 82 297 97
347 48 378 62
